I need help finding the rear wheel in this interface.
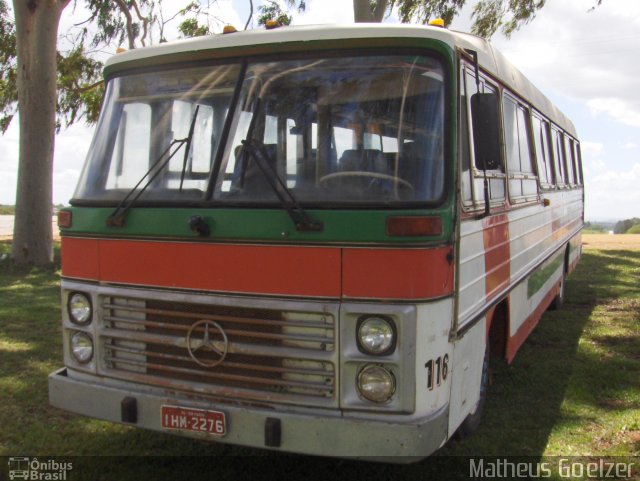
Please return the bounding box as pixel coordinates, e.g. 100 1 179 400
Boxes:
549 271 565 310
457 343 490 438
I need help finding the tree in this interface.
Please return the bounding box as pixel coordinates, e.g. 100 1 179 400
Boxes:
614 218 640 235
4 0 156 265
355 0 603 38
11 0 71 266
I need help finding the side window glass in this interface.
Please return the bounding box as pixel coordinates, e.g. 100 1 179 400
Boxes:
460 66 473 206
532 115 553 188
503 95 537 202
466 70 505 206
516 106 535 175
503 96 520 174
564 136 576 186
551 128 566 187
574 141 584 185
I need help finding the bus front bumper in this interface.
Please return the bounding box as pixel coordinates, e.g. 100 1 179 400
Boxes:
49 367 448 461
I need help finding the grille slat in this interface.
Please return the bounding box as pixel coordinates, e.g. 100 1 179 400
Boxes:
99 296 337 405
106 344 335 377
104 316 334 345
103 356 334 391
103 303 333 329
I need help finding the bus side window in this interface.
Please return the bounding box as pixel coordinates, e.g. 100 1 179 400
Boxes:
574 141 584 185
503 95 538 203
531 114 554 189
464 69 505 208
564 135 576 186
550 127 567 188
459 65 473 206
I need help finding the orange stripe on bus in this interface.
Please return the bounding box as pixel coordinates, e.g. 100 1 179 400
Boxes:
483 214 511 301
342 246 454 300
61 238 454 300
61 237 100 280
63 238 342 298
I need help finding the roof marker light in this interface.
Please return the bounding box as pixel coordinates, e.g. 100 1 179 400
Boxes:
428 18 445 28
223 25 237 34
265 19 280 30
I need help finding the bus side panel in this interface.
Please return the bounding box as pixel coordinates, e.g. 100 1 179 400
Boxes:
507 189 583 361
507 250 564 362
447 317 486 436
568 232 582 274
414 299 455 421
457 219 487 327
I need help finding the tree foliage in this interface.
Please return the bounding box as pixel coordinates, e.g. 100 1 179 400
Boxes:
0 0 161 136
614 218 640 235
0 0 16 133
354 0 604 38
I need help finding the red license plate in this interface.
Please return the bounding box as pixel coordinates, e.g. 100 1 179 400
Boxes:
161 405 226 436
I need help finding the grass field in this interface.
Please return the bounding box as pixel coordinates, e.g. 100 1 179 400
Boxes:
0 239 638 480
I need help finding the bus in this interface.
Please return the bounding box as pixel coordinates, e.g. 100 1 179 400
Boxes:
49 22 584 460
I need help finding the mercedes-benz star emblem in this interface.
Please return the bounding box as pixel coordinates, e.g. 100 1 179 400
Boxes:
186 320 228 367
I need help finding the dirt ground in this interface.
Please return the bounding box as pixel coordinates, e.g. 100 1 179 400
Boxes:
582 234 640 250
0 215 60 241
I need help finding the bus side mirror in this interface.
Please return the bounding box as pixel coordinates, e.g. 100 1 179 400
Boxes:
470 93 501 171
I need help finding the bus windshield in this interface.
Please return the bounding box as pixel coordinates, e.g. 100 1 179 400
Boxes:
74 53 446 206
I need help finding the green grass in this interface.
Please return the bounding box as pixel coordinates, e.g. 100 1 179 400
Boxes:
1 241 638 480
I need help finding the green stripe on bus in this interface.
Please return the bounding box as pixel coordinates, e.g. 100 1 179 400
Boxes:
527 251 564 299
60 207 454 245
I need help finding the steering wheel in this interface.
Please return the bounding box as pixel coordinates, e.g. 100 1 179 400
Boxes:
318 171 414 190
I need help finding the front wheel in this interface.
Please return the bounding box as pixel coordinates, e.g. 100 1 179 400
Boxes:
457 343 490 438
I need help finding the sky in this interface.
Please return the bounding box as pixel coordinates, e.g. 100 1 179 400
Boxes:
0 0 638 221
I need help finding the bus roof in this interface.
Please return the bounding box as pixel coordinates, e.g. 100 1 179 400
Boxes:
105 23 577 137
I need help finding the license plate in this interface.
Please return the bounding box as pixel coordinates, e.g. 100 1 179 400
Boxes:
161 405 226 436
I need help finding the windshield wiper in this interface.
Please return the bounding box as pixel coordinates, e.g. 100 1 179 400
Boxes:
179 105 200 191
240 138 323 232
106 108 200 227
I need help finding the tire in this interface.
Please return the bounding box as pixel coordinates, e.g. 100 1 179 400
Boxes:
457 343 490 438
549 272 565 310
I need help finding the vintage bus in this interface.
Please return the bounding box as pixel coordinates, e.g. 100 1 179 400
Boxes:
49 22 584 460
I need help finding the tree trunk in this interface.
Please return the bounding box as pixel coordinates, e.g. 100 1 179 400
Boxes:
353 0 388 22
11 0 69 265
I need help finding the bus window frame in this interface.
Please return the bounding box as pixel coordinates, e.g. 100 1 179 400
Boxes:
550 126 569 188
531 111 556 191
459 62 506 213
501 91 539 205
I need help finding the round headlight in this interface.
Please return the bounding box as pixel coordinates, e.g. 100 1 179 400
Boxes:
357 317 395 355
357 364 396 403
70 332 93 364
68 292 92 325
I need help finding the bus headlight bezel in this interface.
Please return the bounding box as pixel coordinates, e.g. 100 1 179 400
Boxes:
356 316 396 356
70 331 94 364
67 292 92 325
357 364 396 403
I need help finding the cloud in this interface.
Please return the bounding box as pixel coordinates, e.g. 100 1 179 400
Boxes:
588 98 640 128
585 163 640 220
491 0 640 129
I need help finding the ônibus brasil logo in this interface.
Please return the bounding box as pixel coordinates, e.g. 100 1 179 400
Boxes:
7 457 72 480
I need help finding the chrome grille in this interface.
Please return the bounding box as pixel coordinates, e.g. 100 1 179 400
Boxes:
99 295 336 406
